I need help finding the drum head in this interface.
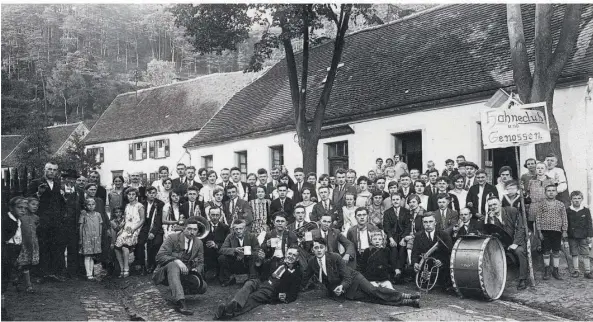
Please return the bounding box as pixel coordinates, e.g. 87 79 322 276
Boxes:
481 238 507 299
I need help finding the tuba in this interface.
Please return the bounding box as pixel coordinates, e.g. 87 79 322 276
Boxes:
292 221 318 238
195 215 211 239
415 235 448 292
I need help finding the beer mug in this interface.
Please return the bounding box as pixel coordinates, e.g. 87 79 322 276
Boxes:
243 245 252 255
271 238 280 248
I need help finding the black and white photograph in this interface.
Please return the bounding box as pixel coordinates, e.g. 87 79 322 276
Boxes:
1 2 592 321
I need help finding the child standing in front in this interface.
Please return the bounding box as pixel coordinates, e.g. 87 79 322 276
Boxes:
535 185 568 280
16 197 41 292
79 198 103 280
566 191 593 279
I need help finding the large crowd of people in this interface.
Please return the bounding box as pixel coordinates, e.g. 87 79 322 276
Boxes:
2 153 592 318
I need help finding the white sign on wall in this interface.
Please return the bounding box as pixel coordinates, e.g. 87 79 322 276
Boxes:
481 102 551 149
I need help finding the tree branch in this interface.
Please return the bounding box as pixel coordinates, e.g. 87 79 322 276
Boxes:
279 14 302 140
311 5 351 138
296 5 311 147
548 4 583 81
506 4 533 103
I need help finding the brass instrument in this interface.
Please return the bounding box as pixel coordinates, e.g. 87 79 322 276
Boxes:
292 221 318 237
415 235 447 292
195 215 211 239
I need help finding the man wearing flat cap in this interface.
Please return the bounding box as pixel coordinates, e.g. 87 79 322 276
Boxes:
152 217 207 315
463 162 479 191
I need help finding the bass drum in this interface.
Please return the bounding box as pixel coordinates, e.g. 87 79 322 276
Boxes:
450 235 507 300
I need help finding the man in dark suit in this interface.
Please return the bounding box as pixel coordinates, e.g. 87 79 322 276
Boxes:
218 219 263 286
411 214 454 288
229 167 250 201
302 238 420 307
311 186 342 229
291 167 317 203
269 183 295 225
485 196 528 290
223 184 254 232
88 171 107 202
382 194 410 273
202 207 230 280
452 207 484 240
178 166 203 201
60 169 85 278
332 169 357 208
219 168 232 203
179 186 204 218
265 167 281 198
261 212 299 275
152 217 206 315
424 169 440 197
308 214 355 268
346 208 380 270
397 174 414 202
287 206 317 272
427 177 460 212
214 247 303 320
430 194 459 233
27 161 66 280
466 169 499 219
171 163 188 192
463 162 479 190
141 186 166 273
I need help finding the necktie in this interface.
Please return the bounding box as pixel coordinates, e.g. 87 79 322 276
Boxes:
432 186 436 194
281 199 284 209
465 179 470 190
190 202 194 217
186 239 191 254
428 232 433 243
318 258 324 282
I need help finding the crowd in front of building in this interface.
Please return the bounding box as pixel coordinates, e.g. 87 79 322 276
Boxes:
2 152 592 317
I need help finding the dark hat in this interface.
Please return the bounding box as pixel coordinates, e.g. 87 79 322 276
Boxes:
372 190 384 197
464 162 479 169
61 169 78 179
182 271 208 295
457 161 467 168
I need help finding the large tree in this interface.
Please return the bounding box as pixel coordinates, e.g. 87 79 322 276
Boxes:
506 4 583 168
171 4 379 172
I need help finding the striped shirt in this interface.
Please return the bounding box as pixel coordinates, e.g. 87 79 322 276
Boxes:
535 199 568 232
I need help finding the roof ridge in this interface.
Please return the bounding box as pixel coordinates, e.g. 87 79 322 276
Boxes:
45 121 83 129
2 136 27 163
1 134 24 137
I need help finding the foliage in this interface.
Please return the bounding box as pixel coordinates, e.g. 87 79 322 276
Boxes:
52 131 102 176
15 115 52 176
144 59 177 86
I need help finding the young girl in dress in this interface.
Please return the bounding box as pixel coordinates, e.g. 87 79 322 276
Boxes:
355 176 373 207
249 185 271 236
296 187 316 222
162 191 182 237
79 198 103 280
114 188 145 278
16 197 40 292
342 192 357 235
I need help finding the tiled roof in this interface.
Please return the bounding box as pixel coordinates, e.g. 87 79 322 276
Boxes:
46 123 82 154
84 71 264 145
1 135 25 166
185 4 593 148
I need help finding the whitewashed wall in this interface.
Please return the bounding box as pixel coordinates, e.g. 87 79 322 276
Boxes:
187 85 588 199
87 130 197 184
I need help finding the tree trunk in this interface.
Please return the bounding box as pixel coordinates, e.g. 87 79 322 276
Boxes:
62 92 68 124
302 138 318 174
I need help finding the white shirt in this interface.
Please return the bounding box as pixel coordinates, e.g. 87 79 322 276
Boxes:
546 168 568 193
237 237 244 247
147 201 155 229
478 184 485 214
233 181 247 200
47 179 54 191
358 229 370 250
318 255 327 281
6 212 22 245
321 230 327 239
451 189 468 210
185 237 193 253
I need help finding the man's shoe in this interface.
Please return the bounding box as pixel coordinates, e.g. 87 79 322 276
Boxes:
401 293 421 300
220 277 236 287
552 267 563 280
213 304 226 320
543 266 551 280
517 279 527 290
402 299 420 308
570 271 580 278
175 300 193 315
584 272 593 279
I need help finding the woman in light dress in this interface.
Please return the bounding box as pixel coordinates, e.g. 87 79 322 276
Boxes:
162 190 182 238
205 187 226 224
249 185 271 235
341 192 357 235
355 176 373 207
114 188 145 278
317 174 334 200
449 174 467 210
296 187 316 222
156 178 173 203
199 170 219 204
107 176 125 216
410 180 429 209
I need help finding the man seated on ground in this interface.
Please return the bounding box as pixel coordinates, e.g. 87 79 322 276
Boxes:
411 214 454 291
485 196 529 290
214 246 303 320
261 212 299 275
346 207 379 270
218 219 264 286
452 207 484 240
203 207 230 281
302 238 421 307
152 217 207 315
309 214 355 268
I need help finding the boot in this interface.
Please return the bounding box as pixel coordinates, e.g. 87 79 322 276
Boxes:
175 299 193 315
402 299 420 308
517 279 527 290
584 272 593 279
213 304 226 320
543 266 551 280
401 292 421 300
552 267 563 280
570 271 580 278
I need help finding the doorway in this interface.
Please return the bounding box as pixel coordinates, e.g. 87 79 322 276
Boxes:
484 147 518 185
327 141 349 176
393 131 422 172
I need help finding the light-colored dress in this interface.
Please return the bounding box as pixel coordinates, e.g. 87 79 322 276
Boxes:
17 213 40 266
250 198 271 235
356 191 373 207
107 189 124 214
162 203 180 238
296 201 316 222
367 203 386 229
79 211 103 255
342 206 357 235
200 184 218 203
115 202 144 248
450 189 468 210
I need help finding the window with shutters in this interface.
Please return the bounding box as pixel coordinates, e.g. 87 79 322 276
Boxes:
235 151 248 182
269 145 284 169
149 139 170 159
202 155 213 171
326 141 349 176
129 141 147 161
86 147 104 163
149 172 159 183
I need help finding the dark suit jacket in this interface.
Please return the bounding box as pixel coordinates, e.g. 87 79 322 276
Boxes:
171 176 186 191
441 169 460 179
178 179 203 201
466 183 499 216
223 198 254 230
332 184 357 208
346 224 379 254
27 177 64 226
179 200 204 219
397 187 414 201
2 212 19 243
359 247 397 282
269 198 295 225
219 232 261 258
309 228 355 258
382 206 410 243
141 199 165 237
261 230 299 259
203 222 230 259
302 252 361 299
490 206 526 247
290 182 317 204
94 185 107 204
153 232 204 285
453 218 485 239
310 201 343 229
266 261 303 303
431 208 459 232
424 183 439 197
410 229 453 265
427 192 460 212
231 181 250 200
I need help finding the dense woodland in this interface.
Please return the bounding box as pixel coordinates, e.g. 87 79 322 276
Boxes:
1 4 430 135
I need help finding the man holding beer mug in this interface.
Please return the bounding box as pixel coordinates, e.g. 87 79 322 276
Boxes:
218 219 264 286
